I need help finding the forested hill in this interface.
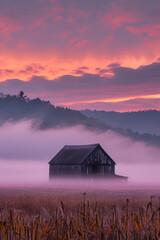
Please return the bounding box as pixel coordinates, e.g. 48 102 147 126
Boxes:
0 93 107 131
81 109 160 135
0 93 160 149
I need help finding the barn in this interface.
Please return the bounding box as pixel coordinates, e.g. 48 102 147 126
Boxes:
49 144 127 180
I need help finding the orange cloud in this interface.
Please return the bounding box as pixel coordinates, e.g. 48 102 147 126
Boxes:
62 94 160 107
0 0 159 85
67 97 160 112
0 51 158 82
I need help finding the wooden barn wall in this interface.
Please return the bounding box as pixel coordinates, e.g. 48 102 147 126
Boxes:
111 163 115 174
82 146 115 176
81 164 112 176
83 147 112 165
49 145 115 178
49 165 81 178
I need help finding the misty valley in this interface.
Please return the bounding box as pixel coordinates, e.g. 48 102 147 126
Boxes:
0 93 160 185
0 93 160 240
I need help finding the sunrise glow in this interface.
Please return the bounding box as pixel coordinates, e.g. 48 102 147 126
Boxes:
0 0 159 111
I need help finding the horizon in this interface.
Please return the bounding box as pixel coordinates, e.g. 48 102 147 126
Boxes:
2 92 160 113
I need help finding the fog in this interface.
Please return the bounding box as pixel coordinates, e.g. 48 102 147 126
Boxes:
0 121 160 186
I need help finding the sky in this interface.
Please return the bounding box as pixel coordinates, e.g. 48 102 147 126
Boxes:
0 0 160 111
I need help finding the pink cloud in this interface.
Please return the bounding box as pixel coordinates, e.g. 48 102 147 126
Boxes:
0 17 23 39
68 38 77 46
79 26 89 33
60 32 67 40
0 0 160 84
75 40 91 47
100 2 141 30
126 24 160 37
54 15 63 21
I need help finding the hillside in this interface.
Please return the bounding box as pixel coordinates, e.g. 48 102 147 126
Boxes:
81 109 160 135
0 93 107 131
0 93 160 148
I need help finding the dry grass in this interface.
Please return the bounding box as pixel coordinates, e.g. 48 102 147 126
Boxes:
0 187 159 239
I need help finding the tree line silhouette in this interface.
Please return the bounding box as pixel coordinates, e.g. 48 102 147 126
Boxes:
82 109 160 135
0 92 160 150
0 92 107 131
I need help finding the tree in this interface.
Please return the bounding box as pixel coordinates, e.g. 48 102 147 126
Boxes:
18 91 28 100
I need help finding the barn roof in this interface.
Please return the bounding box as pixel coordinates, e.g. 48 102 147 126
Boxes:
49 144 115 165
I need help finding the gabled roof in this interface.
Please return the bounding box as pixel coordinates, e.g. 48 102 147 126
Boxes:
49 144 115 165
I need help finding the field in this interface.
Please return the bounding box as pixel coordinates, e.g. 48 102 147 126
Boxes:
0 183 159 240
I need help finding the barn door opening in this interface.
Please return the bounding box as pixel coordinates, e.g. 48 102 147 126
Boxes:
91 164 99 174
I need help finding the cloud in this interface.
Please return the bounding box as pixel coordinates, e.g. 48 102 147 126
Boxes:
126 24 160 37
73 69 86 75
112 62 160 85
0 0 159 110
71 98 160 112
0 69 14 76
18 64 46 75
0 0 159 82
73 66 89 75
97 69 109 74
0 17 23 40
78 66 89 70
107 63 120 68
0 92 5 97
75 40 91 48
0 62 160 106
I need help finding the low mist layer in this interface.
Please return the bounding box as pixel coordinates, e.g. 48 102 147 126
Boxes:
0 160 159 186
0 121 159 186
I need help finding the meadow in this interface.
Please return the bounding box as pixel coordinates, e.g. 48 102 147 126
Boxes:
0 184 159 240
